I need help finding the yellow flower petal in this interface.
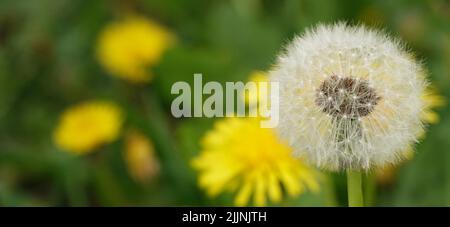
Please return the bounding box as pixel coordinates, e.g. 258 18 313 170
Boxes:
254 172 266 206
267 172 282 203
234 180 253 206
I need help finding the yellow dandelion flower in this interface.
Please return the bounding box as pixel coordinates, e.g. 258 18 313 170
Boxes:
53 101 122 154
243 71 269 106
192 117 319 206
421 86 446 125
375 164 397 187
124 130 160 183
96 16 175 83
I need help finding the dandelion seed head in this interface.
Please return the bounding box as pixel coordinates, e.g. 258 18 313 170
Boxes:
270 23 427 171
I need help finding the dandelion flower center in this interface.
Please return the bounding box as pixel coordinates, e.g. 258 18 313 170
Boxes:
315 75 381 119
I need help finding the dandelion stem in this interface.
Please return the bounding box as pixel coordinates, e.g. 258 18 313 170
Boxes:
364 173 376 206
324 174 338 206
347 170 364 207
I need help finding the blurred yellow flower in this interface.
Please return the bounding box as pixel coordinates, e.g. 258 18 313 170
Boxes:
53 101 122 154
377 86 445 185
421 86 446 125
192 117 319 206
96 16 174 83
124 130 160 183
243 71 269 106
375 164 397 187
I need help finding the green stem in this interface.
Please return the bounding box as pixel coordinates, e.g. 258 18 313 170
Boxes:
347 170 364 207
324 174 338 207
364 173 376 206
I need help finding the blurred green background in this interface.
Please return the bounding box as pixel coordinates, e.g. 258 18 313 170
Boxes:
0 0 449 206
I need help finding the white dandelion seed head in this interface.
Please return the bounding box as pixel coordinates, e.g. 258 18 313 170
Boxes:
270 23 427 171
